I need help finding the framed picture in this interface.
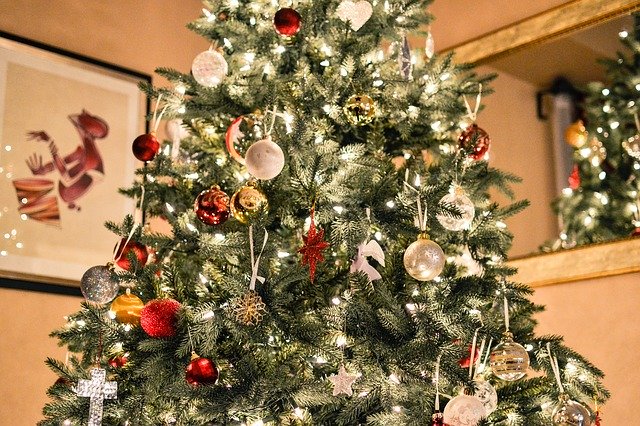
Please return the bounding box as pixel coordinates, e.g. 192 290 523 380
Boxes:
0 31 150 287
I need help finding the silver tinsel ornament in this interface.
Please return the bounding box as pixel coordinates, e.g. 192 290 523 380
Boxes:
80 264 119 304
76 368 118 426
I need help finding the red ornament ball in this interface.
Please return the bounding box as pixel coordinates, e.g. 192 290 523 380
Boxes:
113 238 149 271
431 410 445 426
274 8 302 36
458 124 491 160
186 355 219 386
108 354 128 368
140 298 181 338
132 132 160 162
194 186 230 226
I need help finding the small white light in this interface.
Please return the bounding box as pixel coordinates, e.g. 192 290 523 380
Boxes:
440 72 450 81
76 320 86 327
340 67 348 77
336 335 347 347
430 121 441 131
373 79 384 87
412 289 420 297
20 214 28 221
320 60 330 67
424 82 438 94
0 250 7 256
333 205 344 214
15 242 23 249
275 45 286 54
610 121 620 129
602 88 610 96
63 420 72 426
4 145 11 152
124 324 132 332
202 310 215 320
598 171 606 180
186 223 198 233
374 231 383 241
293 408 304 419
584 215 593 226
392 405 402 413
496 221 507 229
405 303 416 311
562 188 573 196
332 297 341 305
250 420 264 426
386 200 395 208
388 373 401 384
323 104 332 114
107 310 117 320
602 104 611 113
315 356 327 364
175 84 186 95
596 126 604 133
620 29 629 38
525 344 534 351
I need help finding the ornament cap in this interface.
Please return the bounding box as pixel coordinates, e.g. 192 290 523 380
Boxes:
502 331 514 341
191 351 200 361
418 231 430 240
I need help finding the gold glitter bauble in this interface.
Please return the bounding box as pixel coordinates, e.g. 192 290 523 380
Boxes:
343 94 376 126
233 290 266 325
230 182 269 224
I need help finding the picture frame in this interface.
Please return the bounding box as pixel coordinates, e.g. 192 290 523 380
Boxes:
0 31 150 288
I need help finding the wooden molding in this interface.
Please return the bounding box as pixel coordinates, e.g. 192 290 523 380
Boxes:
508 238 640 287
442 0 640 65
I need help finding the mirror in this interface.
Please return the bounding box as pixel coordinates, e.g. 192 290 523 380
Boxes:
442 0 640 260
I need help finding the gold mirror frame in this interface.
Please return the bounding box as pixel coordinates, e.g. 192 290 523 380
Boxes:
443 0 640 287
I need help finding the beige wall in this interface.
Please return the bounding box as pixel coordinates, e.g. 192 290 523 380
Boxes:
0 1 633 425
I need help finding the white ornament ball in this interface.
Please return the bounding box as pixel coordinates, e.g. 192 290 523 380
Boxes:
489 333 530 381
403 236 446 281
443 394 487 426
552 394 592 426
245 138 285 180
165 119 190 142
191 50 228 87
80 265 119 304
473 380 498 415
437 190 475 231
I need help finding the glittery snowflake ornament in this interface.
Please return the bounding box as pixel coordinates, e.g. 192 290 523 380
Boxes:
76 368 117 426
329 364 358 396
233 290 266 325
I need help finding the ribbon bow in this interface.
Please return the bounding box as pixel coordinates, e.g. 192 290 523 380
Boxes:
350 239 385 281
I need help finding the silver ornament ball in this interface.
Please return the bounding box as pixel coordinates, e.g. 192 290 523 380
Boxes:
80 265 119 304
437 190 475 231
489 332 530 381
403 235 446 281
552 394 592 426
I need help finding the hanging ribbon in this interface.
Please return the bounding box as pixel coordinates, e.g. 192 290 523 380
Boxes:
546 343 565 394
403 178 428 232
434 354 442 411
503 294 511 332
463 84 483 122
248 225 269 290
468 328 480 379
113 186 146 264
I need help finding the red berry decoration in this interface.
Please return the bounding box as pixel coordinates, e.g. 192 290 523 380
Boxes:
458 124 490 161
194 186 230 226
113 238 149 271
108 354 128 368
274 8 302 37
140 298 181 338
132 132 160 162
186 354 219 386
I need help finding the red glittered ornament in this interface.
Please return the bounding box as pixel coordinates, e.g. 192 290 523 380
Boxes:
108 354 128 368
274 8 302 37
431 410 447 426
194 186 230 226
568 164 581 190
132 132 160 162
186 354 219 386
140 298 181 338
458 124 491 160
113 238 149 271
298 208 329 282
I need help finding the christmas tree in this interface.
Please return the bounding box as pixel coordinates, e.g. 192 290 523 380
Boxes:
552 14 640 250
42 1 607 425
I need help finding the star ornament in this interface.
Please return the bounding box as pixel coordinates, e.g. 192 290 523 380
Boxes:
298 210 329 282
329 364 358 396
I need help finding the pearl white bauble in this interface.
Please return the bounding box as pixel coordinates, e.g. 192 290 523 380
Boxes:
443 394 486 426
245 138 285 180
403 236 445 281
191 50 228 87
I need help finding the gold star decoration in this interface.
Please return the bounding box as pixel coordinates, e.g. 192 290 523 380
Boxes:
298 208 329 282
328 364 358 396
232 290 266 325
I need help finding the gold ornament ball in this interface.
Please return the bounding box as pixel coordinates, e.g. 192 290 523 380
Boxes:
344 94 376 126
230 182 269 224
489 332 530 381
110 291 145 326
403 234 446 281
564 120 588 148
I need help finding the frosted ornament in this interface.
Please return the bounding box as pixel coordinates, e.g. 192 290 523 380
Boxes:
443 394 486 426
336 0 373 31
473 380 498 415
191 49 228 87
403 233 446 281
165 119 189 142
489 332 530 381
437 187 475 231
80 264 119 304
245 137 285 180
622 134 640 160
552 394 592 426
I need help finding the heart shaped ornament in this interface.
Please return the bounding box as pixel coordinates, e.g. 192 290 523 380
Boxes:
336 0 373 31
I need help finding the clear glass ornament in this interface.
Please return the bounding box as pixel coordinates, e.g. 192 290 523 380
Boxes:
622 134 640 160
191 50 228 87
552 394 593 426
80 265 119 304
473 379 498 415
437 188 475 231
403 234 446 281
443 394 486 426
489 332 530 381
